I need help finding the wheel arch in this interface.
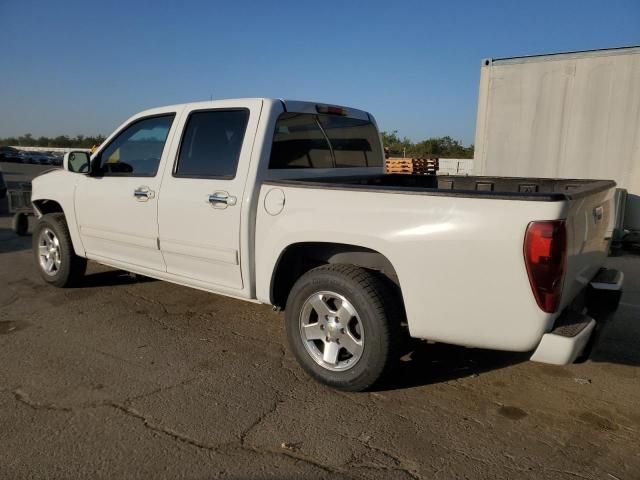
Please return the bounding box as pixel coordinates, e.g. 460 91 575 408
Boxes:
32 199 64 216
270 241 404 311
31 199 86 257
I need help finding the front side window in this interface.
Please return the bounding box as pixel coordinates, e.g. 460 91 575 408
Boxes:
98 114 175 176
175 109 249 178
269 113 382 169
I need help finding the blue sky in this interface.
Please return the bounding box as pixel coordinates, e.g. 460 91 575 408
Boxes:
1 0 638 144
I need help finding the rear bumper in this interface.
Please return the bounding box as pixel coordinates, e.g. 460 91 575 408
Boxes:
530 268 623 365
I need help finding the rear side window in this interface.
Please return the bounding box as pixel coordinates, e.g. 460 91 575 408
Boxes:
175 109 249 178
269 113 382 169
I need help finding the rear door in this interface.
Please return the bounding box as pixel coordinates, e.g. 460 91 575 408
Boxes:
157 99 262 291
76 112 179 271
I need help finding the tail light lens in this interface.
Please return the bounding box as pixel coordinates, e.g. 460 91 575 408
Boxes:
524 220 567 313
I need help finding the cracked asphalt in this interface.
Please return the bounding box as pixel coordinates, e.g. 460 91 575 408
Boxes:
1 214 639 479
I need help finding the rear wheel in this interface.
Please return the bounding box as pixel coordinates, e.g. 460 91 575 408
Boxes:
285 264 402 391
33 213 87 287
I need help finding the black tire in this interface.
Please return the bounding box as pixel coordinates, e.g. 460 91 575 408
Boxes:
32 213 87 287
285 264 402 391
12 212 29 236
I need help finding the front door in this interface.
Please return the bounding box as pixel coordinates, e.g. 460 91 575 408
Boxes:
76 113 178 271
158 100 261 291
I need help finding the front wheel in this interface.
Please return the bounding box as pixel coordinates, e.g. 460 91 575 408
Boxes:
285 264 402 391
33 213 87 287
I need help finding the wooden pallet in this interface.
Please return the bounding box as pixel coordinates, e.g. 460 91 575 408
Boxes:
386 157 439 175
387 158 438 166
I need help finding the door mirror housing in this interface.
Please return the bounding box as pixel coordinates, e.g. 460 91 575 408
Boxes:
64 151 91 174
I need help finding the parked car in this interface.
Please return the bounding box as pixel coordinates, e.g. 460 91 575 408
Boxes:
0 146 21 163
39 152 59 166
30 99 623 391
0 168 6 199
15 150 53 165
17 151 36 164
28 151 55 165
50 154 63 166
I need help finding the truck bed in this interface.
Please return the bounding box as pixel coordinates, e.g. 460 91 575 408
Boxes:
258 170 616 353
266 174 615 202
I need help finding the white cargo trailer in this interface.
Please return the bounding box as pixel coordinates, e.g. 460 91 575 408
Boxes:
473 46 640 231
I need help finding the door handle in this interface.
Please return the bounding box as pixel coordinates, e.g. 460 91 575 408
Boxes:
134 186 155 201
208 191 237 208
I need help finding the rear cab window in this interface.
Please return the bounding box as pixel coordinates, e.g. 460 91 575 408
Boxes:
269 113 382 169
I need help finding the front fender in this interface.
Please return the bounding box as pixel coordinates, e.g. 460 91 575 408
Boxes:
31 170 86 257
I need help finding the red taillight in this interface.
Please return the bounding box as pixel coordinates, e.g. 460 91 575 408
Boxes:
524 220 567 313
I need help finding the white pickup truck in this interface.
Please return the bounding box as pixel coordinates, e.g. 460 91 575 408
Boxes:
31 98 623 391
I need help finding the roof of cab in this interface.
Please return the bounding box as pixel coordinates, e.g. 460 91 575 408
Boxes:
131 98 372 122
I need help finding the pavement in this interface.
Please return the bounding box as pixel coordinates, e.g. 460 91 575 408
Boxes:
1 215 639 479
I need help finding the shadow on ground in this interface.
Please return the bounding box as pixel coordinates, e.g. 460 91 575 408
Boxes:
380 285 640 390
379 341 529 391
379 310 639 391
0 227 30 254
77 270 158 288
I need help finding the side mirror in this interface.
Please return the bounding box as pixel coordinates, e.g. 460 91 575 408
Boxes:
64 151 91 174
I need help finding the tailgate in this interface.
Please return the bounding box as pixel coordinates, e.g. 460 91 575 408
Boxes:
561 185 616 309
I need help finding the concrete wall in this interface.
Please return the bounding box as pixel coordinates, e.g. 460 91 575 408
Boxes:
474 46 640 228
437 158 474 175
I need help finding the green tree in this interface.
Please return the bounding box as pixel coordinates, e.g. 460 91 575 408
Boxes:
380 130 413 157
53 135 71 148
17 133 33 146
0 134 108 148
381 132 473 159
